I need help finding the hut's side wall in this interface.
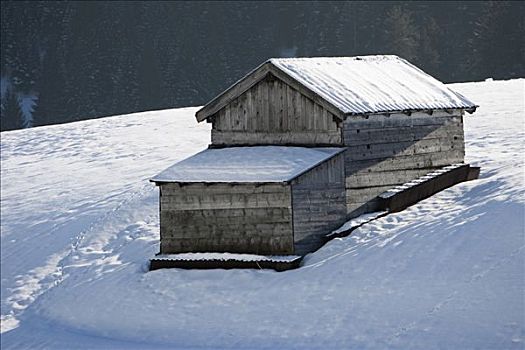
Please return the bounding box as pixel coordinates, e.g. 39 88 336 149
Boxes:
291 153 347 255
159 183 293 255
343 110 465 216
210 74 342 146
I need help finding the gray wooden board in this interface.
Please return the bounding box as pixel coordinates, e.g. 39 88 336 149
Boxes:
211 130 342 145
345 168 436 188
343 122 464 146
344 150 464 174
343 111 463 130
344 138 465 161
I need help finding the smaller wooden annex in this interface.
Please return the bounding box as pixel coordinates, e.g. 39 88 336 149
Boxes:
151 146 347 256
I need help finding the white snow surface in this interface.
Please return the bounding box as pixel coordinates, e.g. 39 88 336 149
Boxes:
1 79 524 349
152 146 343 183
270 56 476 115
153 253 301 263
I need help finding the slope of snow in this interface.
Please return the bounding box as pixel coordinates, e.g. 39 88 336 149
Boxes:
152 146 343 183
1 80 524 349
271 56 476 114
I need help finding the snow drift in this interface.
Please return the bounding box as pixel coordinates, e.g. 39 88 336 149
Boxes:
1 80 524 349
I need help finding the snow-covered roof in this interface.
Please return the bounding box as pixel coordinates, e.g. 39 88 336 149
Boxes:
270 56 477 115
196 55 477 121
151 146 344 183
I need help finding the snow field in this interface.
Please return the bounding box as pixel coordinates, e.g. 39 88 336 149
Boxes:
0 79 524 349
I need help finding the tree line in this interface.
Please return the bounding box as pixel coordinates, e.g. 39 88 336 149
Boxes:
1 1 524 131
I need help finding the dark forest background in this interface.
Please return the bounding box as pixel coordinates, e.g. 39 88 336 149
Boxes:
1 1 524 131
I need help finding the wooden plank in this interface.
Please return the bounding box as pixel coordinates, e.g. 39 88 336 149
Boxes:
344 112 462 130
244 89 253 131
287 84 295 131
274 79 282 131
346 185 394 199
215 109 225 131
344 138 465 161
306 97 314 131
162 207 291 220
268 78 276 131
210 130 343 145
343 122 464 146
262 79 270 131
281 80 288 132
162 208 291 228
345 168 433 188
294 89 302 130
254 81 264 131
161 183 288 195
345 150 464 174
161 193 291 211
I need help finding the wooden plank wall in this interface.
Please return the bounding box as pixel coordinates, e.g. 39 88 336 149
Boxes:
343 110 465 216
159 183 294 255
211 74 342 146
291 154 347 255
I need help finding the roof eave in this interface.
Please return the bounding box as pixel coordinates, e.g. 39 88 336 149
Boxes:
344 106 479 118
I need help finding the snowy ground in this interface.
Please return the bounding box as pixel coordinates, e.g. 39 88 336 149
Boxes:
1 79 524 349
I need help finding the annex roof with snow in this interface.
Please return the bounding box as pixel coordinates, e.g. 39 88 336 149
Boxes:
151 146 344 183
196 55 477 122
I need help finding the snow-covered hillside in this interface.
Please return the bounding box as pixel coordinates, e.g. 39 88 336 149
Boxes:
1 80 524 349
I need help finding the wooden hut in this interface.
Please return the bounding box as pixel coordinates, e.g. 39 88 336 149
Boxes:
151 55 478 268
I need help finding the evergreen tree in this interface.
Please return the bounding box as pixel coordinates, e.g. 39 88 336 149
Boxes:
1 86 22 130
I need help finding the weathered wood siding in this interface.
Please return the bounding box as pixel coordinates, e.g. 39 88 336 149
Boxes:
291 154 347 255
159 183 293 255
343 110 465 216
210 74 342 146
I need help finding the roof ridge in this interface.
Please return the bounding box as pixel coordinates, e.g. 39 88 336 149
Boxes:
269 55 400 62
